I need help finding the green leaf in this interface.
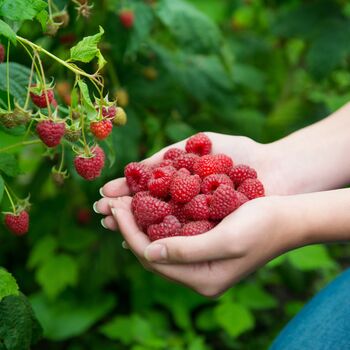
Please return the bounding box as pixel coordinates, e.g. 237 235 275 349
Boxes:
0 294 42 350
287 245 337 271
0 19 16 44
27 235 58 269
70 26 105 63
30 293 116 341
165 121 195 142
0 0 47 21
0 153 19 177
156 0 221 53
0 268 19 301
36 254 78 299
214 302 254 338
235 284 277 310
77 80 95 111
0 174 3 203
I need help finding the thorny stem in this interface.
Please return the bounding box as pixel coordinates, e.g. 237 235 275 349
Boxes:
4 184 16 213
48 0 53 19
0 140 41 153
6 40 11 111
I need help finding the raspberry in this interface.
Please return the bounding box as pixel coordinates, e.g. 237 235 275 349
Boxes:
112 107 127 126
193 154 225 178
148 166 176 197
101 105 116 119
169 199 188 223
30 88 55 108
147 215 181 242
201 174 233 194
209 185 240 220
184 194 212 220
131 191 150 212
36 120 66 147
170 174 201 203
173 153 199 172
229 164 257 186
185 133 212 156
4 211 29 236
164 148 186 161
74 145 105 180
213 154 233 174
90 119 113 140
180 221 214 236
124 162 151 193
236 191 249 206
237 178 265 199
119 10 134 28
134 196 172 227
158 159 173 167
0 44 5 63
174 168 191 177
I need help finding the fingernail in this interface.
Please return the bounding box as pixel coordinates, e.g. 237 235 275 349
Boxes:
101 218 107 229
122 241 129 249
99 187 105 197
111 208 117 216
144 244 167 262
108 200 114 207
93 202 100 214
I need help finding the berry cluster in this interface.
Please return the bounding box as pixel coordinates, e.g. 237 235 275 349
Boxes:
124 133 265 241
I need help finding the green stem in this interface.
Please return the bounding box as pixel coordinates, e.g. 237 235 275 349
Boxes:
4 184 16 213
0 139 41 153
58 144 65 172
48 0 53 19
35 51 52 117
6 40 11 111
18 41 43 86
24 58 35 110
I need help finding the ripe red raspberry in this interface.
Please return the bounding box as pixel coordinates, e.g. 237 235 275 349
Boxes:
229 164 257 186
124 162 151 193
173 153 199 172
236 191 249 206
90 119 113 140
158 159 173 167
147 215 181 242
131 191 150 212
174 168 191 178
119 9 134 28
76 208 92 226
169 199 188 223
101 105 117 119
36 120 66 147
30 88 55 108
4 211 29 235
163 148 186 160
74 145 105 180
0 44 5 63
184 194 212 220
170 174 201 203
201 174 233 194
209 185 240 220
185 133 212 156
237 178 265 199
134 196 172 227
148 166 176 197
180 220 214 236
193 154 226 178
213 154 233 174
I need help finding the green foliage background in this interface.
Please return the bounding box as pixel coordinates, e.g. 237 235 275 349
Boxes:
1 0 350 349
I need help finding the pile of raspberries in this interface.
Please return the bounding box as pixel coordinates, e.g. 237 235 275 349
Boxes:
124 133 265 241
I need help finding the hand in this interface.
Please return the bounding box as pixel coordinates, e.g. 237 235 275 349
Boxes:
104 194 301 297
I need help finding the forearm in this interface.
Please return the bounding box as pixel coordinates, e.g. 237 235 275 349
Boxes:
281 188 350 249
268 102 350 194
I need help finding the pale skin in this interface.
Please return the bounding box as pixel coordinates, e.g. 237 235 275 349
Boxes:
95 102 350 297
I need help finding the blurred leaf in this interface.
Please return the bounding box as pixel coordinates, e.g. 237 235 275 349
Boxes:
235 284 277 310
77 80 95 112
0 20 17 44
0 153 19 177
196 307 218 331
165 120 195 142
0 174 3 203
156 0 221 53
36 254 78 299
232 64 266 92
0 294 42 350
30 292 116 341
0 268 19 301
287 245 337 271
214 302 254 338
0 0 47 21
27 235 58 269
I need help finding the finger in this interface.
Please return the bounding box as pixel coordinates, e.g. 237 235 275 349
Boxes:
100 178 130 198
94 197 130 216
101 215 118 231
144 220 242 264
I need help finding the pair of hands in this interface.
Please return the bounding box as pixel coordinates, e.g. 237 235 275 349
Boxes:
95 133 305 297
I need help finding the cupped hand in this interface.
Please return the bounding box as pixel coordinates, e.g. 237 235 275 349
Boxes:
103 194 300 297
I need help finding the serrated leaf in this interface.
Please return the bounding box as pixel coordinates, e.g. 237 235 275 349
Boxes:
36 9 48 31
36 254 78 299
156 0 221 53
0 153 19 177
0 20 16 44
0 294 42 350
0 0 47 21
214 302 254 338
0 268 19 301
30 292 116 341
70 26 104 63
235 284 277 310
77 80 95 111
287 245 337 271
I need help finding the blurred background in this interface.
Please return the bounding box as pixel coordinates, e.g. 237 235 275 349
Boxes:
1 0 350 349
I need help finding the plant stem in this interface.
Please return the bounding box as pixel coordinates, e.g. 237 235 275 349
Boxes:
4 184 16 213
6 40 11 111
35 51 52 117
58 144 65 172
24 59 35 110
0 140 41 153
